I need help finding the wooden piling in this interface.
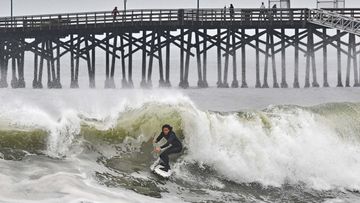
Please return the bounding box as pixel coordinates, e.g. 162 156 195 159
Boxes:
195 32 203 88
352 34 359 86
217 29 223 87
10 55 18 88
310 29 319 87
158 32 165 87
179 29 185 87
270 31 279 88
141 30 147 88
337 30 343 87
240 28 247 88
73 36 80 88
280 28 288 88
105 33 110 88
323 29 329 87
33 51 39 88
120 35 128 87
0 41 8 88
293 28 300 88
346 34 352 87
255 29 261 88
231 29 239 88
147 32 156 88
109 34 117 88
263 32 270 88
128 32 134 88
183 31 192 89
202 29 208 88
165 30 171 87
223 30 230 88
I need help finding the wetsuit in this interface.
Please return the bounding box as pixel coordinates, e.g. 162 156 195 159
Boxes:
155 131 182 171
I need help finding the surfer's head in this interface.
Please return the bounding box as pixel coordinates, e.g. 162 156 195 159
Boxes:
162 124 173 135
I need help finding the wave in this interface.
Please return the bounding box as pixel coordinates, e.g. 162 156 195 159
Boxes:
0 93 360 191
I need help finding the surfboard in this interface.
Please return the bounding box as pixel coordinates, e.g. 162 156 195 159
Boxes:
150 158 172 178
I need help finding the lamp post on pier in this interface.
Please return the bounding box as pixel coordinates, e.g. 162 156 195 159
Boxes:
11 0 13 27
196 0 200 21
124 0 127 12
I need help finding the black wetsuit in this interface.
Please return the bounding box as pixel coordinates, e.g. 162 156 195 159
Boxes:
155 131 182 171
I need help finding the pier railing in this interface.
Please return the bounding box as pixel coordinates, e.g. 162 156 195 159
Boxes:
1 8 360 32
308 9 360 35
0 8 314 30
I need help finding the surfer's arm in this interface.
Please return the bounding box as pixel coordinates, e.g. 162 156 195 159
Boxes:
160 142 170 149
155 133 163 143
160 134 175 149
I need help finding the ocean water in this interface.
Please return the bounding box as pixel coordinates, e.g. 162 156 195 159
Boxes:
0 88 360 203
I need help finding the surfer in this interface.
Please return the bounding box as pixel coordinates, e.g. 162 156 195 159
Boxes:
153 124 183 172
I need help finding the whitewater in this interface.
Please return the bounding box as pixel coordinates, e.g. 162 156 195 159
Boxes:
0 88 360 203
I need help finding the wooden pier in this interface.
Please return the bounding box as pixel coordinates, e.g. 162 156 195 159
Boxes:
0 8 360 88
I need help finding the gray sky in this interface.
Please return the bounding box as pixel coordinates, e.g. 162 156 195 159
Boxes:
1 0 360 16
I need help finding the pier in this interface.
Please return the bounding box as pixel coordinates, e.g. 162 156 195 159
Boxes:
0 8 360 88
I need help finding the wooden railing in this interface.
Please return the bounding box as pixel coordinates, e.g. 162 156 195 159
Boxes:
0 8 360 30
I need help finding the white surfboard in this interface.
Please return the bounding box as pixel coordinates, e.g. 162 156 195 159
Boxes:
150 158 172 178
150 158 161 171
154 165 172 178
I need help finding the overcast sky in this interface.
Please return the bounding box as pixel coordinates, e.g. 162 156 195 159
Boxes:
0 0 360 17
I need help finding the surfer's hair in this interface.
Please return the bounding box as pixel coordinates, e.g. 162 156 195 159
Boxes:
162 124 173 131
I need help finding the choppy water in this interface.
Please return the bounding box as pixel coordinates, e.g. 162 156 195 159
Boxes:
0 89 360 203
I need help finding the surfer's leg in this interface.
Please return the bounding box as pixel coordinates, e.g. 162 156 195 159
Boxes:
160 146 182 170
159 151 170 170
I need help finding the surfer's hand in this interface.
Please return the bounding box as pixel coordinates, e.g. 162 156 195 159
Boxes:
154 147 161 153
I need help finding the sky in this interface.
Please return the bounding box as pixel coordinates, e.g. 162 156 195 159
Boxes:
0 0 360 17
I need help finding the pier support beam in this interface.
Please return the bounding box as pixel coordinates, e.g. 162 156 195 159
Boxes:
270 31 279 88
337 30 343 87
147 32 156 88
353 35 359 87
231 30 239 88
263 32 270 88
72 36 80 88
222 30 230 88
165 30 171 87
323 29 329 87
202 29 208 88
280 28 288 88
85 37 96 88
10 57 18 88
183 31 192 89
263 30 278 88
179 29 185 87
54 40 62 88
105 33 116 88
32 47 43 89
195 31 204 88
120 35 128 88
240 28 247 88
255 29 261 88
108 35 117 88
346 33 359 87
0 41 8 88
305 28 319 88
70 35 79 88
141 30 147 88
293 29 300 88
158 32 165 87
9 41 25 88
217 29 223 87
128 33 134 88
